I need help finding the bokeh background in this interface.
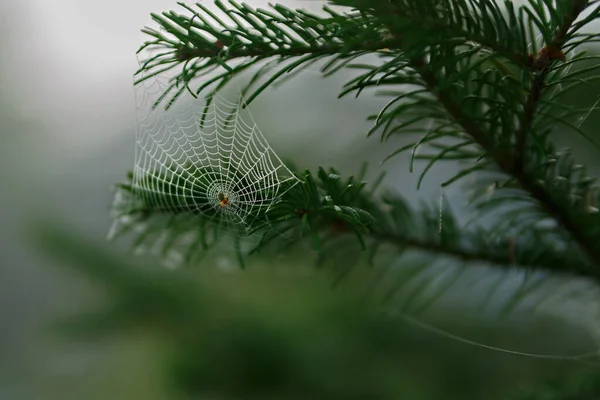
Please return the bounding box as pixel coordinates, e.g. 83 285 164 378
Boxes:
2 0 600 398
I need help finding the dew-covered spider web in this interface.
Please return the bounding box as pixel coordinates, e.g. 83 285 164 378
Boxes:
124 56 299 233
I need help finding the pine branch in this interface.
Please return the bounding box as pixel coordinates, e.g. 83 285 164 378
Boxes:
513 0 588 172
175 37 400 60
123 0 600 285
343 0 600 267
402 60 600 271
508 0 600 264
111 167 597 282
136 0 396 109
335 0 534 67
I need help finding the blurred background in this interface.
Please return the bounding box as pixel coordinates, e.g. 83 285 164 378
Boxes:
2 0 600 398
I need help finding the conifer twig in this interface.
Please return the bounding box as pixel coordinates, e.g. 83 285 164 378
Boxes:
371 0 600 267
514 0 588 160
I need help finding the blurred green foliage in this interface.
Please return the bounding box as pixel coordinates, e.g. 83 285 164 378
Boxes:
33 224 600 400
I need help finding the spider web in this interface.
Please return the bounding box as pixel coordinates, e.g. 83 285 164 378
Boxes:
127 55 299 233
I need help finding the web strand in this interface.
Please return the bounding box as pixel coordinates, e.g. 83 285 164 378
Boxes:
391 310 600 366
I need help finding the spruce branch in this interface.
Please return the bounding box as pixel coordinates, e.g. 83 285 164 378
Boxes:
111 166 597 281
122 0 600 283
515 0 589 160
403 59 600 270
136 0 397 109
335 0 534 67
337 0 600 267
506 1 600 265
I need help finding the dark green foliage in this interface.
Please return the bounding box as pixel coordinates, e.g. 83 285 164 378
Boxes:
125 0 600 273
509 372 600 399
137 0 396 110
105 0 600 398
112 163 599 283
37 227 596 400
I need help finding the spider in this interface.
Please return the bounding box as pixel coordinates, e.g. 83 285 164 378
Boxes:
216 192 231 208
